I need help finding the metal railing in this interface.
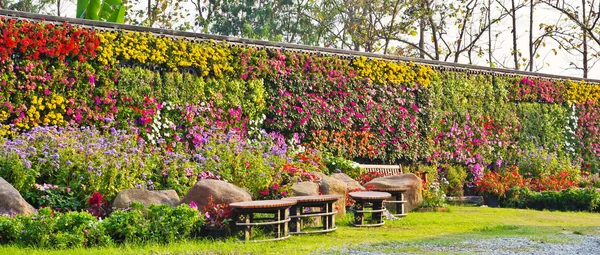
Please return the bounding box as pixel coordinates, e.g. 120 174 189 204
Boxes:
1 9 599 84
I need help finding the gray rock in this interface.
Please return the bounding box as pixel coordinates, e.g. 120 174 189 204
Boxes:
365 173 423 212
331 173 365 191
180 179 252 212
0 177 36 215
112 189 180 209
313 172 348 216
291 182 320 196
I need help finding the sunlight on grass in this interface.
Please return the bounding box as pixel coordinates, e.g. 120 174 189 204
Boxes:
3 206 600 255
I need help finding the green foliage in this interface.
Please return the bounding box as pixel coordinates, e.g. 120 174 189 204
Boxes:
516 103 571 157
101 202 148 243
101 202 204 244
515 145 579 178
77 0 125 23
325 154 362 179
146 204 204 243
0 216 21 244
14 207 109 248
444 164 467 196
504 188 600 212
0 202 204 248
23 184 81 212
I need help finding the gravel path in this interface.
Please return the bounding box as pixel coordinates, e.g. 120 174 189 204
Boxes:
324 234 600 255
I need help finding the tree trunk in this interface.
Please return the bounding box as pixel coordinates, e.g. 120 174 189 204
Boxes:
582 0 588 78
511 0 519 70
419 18 425 58
528 0 534 71
488 0 492 66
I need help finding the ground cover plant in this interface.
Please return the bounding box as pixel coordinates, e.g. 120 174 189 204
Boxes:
1 206 600 254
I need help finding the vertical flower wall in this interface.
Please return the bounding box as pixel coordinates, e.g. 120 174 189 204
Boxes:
0 17 599 184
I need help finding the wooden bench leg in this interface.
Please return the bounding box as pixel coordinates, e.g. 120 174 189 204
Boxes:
282 208 289 238
242 213 251 242
289 205 300 234
399 192 405 216
322 204 329 231
354 201 364 226
372 201 384 224
328 202 335 229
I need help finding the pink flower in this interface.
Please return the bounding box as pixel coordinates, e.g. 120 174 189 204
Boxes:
260 190 269 196
189 201 198 210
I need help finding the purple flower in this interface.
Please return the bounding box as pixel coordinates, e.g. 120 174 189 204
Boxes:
189 201 198 210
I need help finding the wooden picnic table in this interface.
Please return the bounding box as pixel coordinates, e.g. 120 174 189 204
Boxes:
229 199 297 242
349 191 392 227
369 187 410 217
283 194 342 234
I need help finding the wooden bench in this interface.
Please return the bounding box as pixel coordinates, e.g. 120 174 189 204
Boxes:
283 194 341 234
229 200 297 242
359 164 402 176
349 191 392 227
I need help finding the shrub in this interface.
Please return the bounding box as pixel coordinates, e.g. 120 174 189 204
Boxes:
146 204 204 243
443 164 467 197
201 195 232 231
100 202 148 243
325 154 362 179
23 183 81 212
12 207 109 248
0 216 21 244
504 188 600 212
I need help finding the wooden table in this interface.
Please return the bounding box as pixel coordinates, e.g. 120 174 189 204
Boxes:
282 194 342 234
229 200 297 242
349 191 392 227
369 187 410 217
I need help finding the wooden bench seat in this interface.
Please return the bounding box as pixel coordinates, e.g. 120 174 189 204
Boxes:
359 164 402 176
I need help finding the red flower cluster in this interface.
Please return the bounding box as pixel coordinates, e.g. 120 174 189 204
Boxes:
476 168 578 198
203 194 233 230
359 171 384 186
87 191 109 218
0 18 99 62
509 77 565 103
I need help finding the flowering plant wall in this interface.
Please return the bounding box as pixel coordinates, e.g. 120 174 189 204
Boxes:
0 16 599 204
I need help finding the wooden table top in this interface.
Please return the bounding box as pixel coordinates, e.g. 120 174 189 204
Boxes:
282 194 342 203
349 191 392 200
369 187 410 192
229 199 297 209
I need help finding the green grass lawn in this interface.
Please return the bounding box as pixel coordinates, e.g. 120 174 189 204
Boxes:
3 206 600 255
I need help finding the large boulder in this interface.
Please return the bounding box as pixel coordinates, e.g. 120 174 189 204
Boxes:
331 173 365 191
180 179 252 211
112 189 180 209
0 177 36 215
365 173 423 212
313 172 348 216
291 182 319 196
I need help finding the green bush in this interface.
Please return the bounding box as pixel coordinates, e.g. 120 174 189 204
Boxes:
503 188 600 212
12 207 109 248
101 202 148 244
146 204 204 243
0 216 21 244
325 154 362 179
445 164 467 196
